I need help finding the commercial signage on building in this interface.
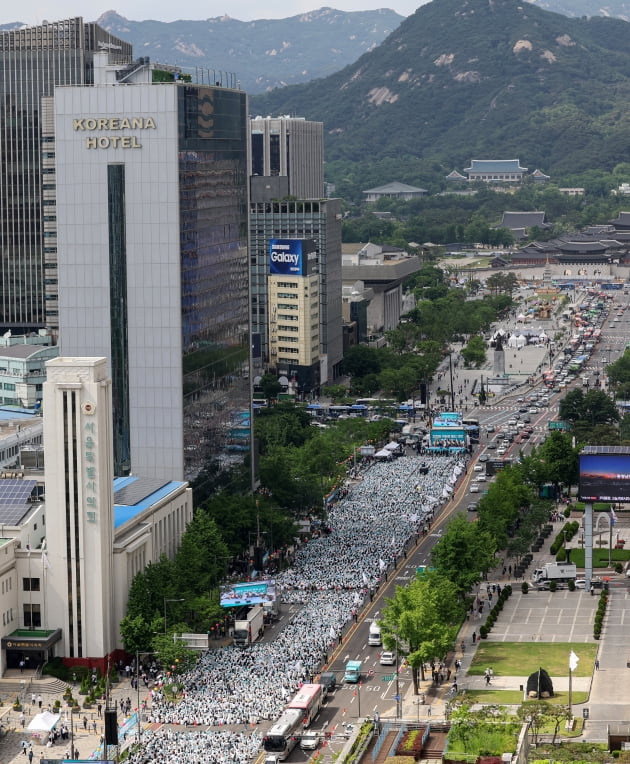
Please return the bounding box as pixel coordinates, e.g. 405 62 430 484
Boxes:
269 239 317 276
82 401 99 523
73 116 156 149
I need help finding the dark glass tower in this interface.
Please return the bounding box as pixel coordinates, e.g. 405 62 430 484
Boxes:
0 18 132 333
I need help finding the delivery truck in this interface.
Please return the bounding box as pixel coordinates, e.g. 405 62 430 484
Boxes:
233 604 265 647
532 562 577 585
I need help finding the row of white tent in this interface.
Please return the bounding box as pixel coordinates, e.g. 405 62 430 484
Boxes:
375 441 404 460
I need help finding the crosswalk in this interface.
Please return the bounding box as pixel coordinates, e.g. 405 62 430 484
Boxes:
482 404 559 412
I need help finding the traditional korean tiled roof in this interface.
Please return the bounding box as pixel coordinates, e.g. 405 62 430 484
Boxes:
464 159 527 173
500 211 546 229
363 182 427 194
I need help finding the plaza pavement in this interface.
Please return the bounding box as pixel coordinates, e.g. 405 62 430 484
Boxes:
397 513 630 742
0 670 146 763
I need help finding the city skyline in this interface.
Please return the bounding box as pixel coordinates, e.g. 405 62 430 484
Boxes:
1 0 420 28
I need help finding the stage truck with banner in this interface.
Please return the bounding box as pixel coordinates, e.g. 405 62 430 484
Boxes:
429 412 468 453
220 580 279 620
579 445 630 502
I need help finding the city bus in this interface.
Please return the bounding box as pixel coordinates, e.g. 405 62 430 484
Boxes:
263 708 302 760
328 405 351 418
286 683 323 727
462 417 480 444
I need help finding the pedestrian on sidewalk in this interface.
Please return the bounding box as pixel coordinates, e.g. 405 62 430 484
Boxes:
595 658 600 670
427 704 431 716
472 631 477 644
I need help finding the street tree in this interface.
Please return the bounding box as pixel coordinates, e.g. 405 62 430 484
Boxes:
559 388 618 426
461 336 487 368
119 613 156 654
385 323 422 354
517 701 550 745
379 365 418 401
258 373 282 401
533 432 579 494
174 511 230 598
340 344 383 378
151 630 198 676
430 515 497 596
125 556 177 625
380 570 465 693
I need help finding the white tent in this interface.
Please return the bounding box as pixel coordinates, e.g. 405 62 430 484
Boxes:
507 334 518 348
384 441 401 451
375 448 393 461
517 334 527 348
27 711 60 733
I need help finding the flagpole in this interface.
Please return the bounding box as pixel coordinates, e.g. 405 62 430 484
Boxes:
609 509 613 568
569 651 579 722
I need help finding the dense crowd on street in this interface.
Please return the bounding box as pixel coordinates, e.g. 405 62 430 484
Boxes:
127 728 262 764
138 452 467 760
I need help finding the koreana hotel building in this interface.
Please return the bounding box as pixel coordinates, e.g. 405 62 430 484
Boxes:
53 51 251 482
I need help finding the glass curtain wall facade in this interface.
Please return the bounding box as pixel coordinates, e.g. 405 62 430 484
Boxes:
178 86 250 480
0 18 131 332
107 164 131 476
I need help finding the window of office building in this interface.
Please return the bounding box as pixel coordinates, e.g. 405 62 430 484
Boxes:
23 603 41 628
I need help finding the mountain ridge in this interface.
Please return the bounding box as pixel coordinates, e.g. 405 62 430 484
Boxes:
249 0 630 187
95 8 404 93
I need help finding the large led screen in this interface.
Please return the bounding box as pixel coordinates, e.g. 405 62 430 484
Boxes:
579 452 630 502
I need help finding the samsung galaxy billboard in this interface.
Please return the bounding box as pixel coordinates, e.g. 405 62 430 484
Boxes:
269 238 317 276
579 447 630 502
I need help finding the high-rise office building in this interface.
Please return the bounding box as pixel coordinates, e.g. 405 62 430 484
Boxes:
250 116 323 200
268 239 321 392
249 116 342 386
250 199 343 386
55 75 250 481
0 18 132 334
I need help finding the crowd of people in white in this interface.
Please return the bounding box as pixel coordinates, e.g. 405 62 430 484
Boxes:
127 453 466 764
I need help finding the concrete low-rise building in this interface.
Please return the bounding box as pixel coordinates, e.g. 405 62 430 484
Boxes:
0 342 58 408
342 243 421 335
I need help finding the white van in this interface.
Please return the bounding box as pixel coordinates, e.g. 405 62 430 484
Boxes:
368 623 382 646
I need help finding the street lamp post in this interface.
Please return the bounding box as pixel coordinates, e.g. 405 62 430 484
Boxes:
163 598 184 634
135 650 152 744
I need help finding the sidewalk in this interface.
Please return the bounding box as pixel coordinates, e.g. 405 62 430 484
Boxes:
0 672 144 764
399 506 630 740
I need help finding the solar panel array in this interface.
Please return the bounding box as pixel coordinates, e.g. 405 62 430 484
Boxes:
114 477 170 506
582 445 630 455
0 479 37 525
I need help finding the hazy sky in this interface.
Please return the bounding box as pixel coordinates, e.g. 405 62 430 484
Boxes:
2 2 424 27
